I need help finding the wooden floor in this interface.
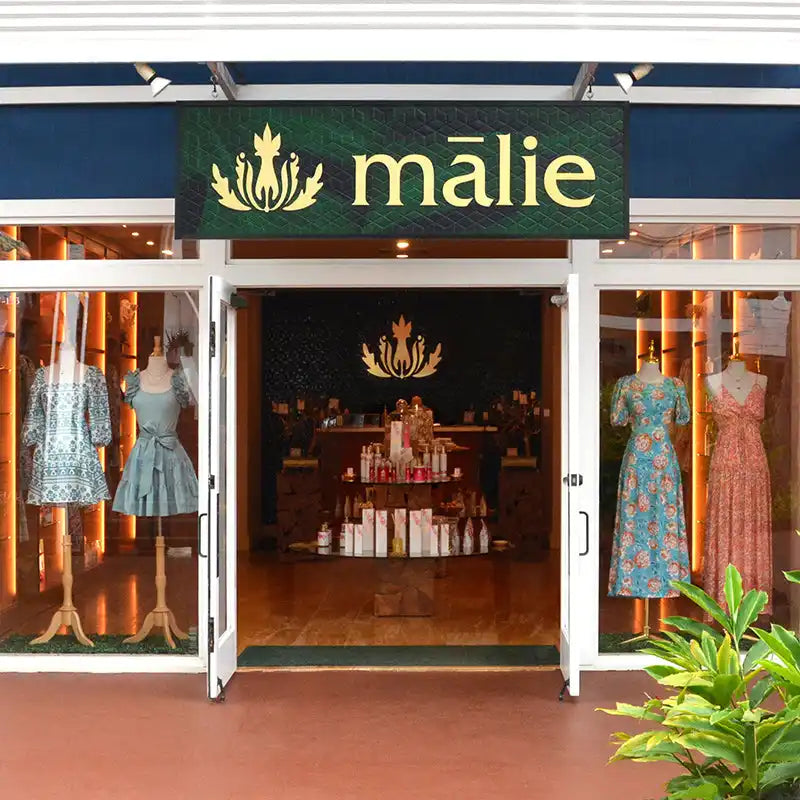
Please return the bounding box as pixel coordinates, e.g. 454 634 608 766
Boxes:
237 551 561 648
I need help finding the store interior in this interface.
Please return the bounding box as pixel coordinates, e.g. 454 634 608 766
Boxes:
233 282 565 652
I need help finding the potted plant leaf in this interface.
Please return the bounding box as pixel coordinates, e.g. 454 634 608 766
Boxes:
599 563 800 800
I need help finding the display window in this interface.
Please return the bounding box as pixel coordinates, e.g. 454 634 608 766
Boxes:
598 285 800 652
599 223 800 260
0 224 197 260
0 283 200 654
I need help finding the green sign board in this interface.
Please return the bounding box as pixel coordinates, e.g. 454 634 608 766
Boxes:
176 103 628 240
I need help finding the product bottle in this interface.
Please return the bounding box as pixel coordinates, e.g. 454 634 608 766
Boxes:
360 446 367 482
432 446 441 481
423 448 432 482
369 447 376 482
440 447 448 479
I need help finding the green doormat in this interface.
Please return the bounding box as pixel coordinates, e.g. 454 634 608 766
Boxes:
238 645 560 668
0 633 198 655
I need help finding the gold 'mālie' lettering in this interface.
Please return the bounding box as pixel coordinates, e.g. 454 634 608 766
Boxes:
352 154 438 207
352 134 596 208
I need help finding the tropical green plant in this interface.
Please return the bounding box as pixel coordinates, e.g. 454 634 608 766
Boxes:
599 563 800 800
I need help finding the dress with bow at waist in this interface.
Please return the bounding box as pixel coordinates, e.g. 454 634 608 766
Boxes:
112 369 198 517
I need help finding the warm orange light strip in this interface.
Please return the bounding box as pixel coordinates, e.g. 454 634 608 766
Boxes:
4 227 18 598
119 291 138 541
661 291 678 377
690 238 705 572
636 290 647 365
732 226 743 354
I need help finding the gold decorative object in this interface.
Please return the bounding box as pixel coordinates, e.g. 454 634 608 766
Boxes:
730 337 744 362
361 315 442 379
645 339 659 363
211 123 324 214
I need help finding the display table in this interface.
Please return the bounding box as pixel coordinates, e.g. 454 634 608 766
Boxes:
314 545 490 617
317 425 493 511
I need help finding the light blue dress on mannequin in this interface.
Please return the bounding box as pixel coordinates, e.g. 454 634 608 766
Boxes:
112 369 198 517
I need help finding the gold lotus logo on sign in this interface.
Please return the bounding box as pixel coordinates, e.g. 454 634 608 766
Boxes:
362 315 442 379
210 123 324 213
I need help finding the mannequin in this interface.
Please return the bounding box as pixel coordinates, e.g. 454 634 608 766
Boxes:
608 339 692 642
703 338 772 614
705 340 767 404
636 341 664 385
138 336 173 393
114 335 196 648
629 340 662 641
27 292 112 647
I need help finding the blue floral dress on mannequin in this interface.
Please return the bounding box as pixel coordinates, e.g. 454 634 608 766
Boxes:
608 375 692 598
112 369 198 517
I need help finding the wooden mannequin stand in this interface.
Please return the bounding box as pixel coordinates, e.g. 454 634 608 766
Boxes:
623 598 654 645
124 518 188 649
32 534 94 647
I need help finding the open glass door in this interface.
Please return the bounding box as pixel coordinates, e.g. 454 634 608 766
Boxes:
207 276 238 700
559 273 587 699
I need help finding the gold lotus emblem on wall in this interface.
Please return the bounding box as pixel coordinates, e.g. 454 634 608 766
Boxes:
210 123 324 213
362 315 442 379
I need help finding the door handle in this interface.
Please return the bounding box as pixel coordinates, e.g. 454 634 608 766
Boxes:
578 511 589 556
198 512 208 558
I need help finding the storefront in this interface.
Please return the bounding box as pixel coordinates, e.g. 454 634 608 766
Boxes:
1 64 800 700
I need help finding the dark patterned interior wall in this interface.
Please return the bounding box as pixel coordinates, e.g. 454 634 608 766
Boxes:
262 289 543 424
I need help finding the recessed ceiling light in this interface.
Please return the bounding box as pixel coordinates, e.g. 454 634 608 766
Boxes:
396 253 409 259
396 240 410 249
630 230 639 237
602 248 614 254
122 224 127 228
146 240 155 246
161 248 174 256
131 231 140 237
617 240 626 245
638 223 644 228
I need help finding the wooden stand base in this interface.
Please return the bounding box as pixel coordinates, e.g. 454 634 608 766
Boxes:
32 536 94 647
125 527 188 649
374 559 436 617
622 598 654 644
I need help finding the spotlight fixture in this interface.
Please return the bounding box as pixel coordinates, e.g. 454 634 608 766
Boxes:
396 253 409 259
613 64 654 95
134 63 172 97
617 240 626 245
161 248 174 256
146 240 155 246
601 248 614 254
630 230 639 237
396 240 410 250
131 231 140 237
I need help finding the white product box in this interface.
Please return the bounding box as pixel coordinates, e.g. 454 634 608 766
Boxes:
421 508 433 554
439 523 450 556
344 523 354 556
361 508 375 554
389 420 403 460
354 523 364 556
375 509 388 556
429 520 440 556
409 510 423 556
392 508 407 555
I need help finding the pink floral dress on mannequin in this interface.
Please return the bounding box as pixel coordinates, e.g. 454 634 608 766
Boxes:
704 380 772 613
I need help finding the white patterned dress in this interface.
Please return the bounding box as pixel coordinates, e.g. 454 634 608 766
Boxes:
23 365 112 506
